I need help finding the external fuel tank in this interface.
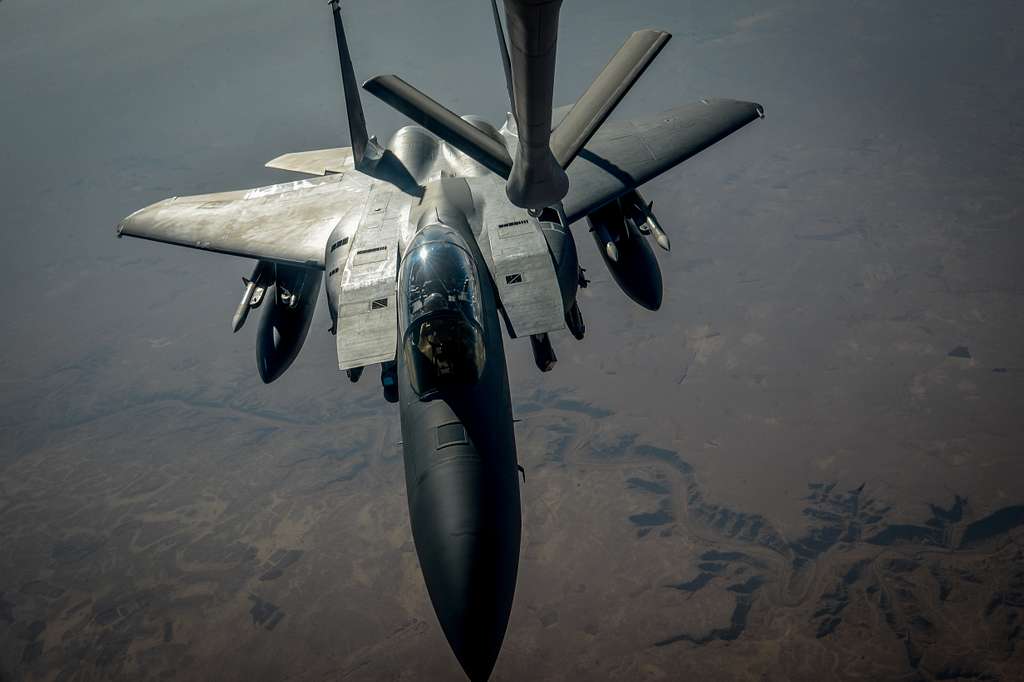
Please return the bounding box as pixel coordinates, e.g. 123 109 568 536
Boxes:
255 265 322 383
587 199 663 310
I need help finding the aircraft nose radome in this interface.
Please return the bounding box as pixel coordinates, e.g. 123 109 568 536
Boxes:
409 460 520 681
448 618 503 681
426 532 511 681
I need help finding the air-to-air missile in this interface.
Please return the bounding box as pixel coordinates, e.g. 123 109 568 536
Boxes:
622 189 672 252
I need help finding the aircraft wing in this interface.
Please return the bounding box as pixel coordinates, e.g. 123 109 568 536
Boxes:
117 173 372 269
561 98 763 224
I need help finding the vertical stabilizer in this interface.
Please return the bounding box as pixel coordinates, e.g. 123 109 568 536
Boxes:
329 0 373 167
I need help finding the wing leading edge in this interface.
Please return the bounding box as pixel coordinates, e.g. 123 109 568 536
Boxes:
117 173 372 269
265 147 355 176
561 98 764 224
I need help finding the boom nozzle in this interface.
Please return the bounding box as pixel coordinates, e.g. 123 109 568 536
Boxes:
501 0 568 209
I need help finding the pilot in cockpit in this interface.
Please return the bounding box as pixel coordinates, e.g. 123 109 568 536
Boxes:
401 230 487 396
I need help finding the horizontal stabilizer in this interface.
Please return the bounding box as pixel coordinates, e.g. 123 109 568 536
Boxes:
551 29 671 169
363 75 513 178
265 147 354 176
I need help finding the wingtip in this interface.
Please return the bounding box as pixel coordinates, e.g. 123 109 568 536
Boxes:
116 210 141 237
632 28 672 41
698 98 765 119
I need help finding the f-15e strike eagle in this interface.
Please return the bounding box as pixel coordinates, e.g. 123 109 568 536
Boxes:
117 1 763 678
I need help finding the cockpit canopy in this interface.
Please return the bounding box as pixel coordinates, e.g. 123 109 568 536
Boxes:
400 225 486 396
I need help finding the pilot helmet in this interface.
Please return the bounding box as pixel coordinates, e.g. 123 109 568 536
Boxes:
422 291 447 314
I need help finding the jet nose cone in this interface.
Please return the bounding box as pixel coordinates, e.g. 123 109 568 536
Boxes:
444 607 504 681
409 460 521 681
424 530 513 681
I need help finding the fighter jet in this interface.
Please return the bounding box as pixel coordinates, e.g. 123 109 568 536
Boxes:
117 1 764 678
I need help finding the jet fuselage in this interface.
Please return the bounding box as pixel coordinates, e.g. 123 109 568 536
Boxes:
337 169 531 680
397 188 522 680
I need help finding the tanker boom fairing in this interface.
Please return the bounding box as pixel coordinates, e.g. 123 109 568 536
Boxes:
115 1 764 678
